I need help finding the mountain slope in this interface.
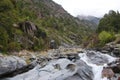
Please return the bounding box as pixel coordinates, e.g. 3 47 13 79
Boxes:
0 0 93 52
77 15 100 30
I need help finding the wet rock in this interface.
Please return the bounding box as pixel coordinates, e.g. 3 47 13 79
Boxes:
102 67 115 79
108 59 120 73
65 73 81 80
113 47 120 57
65 60 93 80
86 51 108 65
0 56 27 75
66 53 80 62
8 59 77 80
0 63 35 79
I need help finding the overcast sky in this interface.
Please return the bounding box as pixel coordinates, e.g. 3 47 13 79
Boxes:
53 0 120 17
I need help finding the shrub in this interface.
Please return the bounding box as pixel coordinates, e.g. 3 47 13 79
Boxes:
98 31 115 46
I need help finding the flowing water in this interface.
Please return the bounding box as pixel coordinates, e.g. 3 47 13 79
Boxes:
4 50 117 80
79 51 116 80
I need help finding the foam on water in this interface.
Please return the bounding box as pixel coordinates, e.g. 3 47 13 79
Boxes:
79 51 116 80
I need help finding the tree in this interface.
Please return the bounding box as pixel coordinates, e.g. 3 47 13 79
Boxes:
98 31 115 46
97 10 120 33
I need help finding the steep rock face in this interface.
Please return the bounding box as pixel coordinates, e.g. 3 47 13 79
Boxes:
18 21 38 36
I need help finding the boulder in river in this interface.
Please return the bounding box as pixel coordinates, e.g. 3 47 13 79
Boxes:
107 58 120 73
0 56 27 75
7 59 77 80
65 60 94 80
102 67 115 79
86 51 109 65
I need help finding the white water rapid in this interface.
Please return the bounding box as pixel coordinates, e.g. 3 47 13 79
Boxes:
79 50 116 80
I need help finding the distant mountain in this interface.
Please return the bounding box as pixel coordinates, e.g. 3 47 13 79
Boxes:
77 15 100 29
77 15 100 24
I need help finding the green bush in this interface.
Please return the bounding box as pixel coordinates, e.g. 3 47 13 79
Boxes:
98 31 115 46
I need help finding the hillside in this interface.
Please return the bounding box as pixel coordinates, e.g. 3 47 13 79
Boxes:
0 0 93 52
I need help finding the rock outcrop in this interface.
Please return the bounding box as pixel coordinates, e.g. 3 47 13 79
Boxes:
65 60 94 80
0 56 27 78
7 59 77 80
18 21 38 36
86 51 109 65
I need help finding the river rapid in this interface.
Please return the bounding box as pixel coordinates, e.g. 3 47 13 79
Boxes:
3 50 119 80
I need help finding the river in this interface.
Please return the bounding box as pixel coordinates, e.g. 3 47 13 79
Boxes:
3 50 119 80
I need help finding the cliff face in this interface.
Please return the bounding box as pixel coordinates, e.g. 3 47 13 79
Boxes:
0 0 93 52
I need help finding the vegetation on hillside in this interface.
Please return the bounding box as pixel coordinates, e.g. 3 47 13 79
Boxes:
97 10 120 33
0 0 92 52
97 10 120 46
83 10 120 48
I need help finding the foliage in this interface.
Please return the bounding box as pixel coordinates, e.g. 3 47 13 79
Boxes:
98 31 115 46
97 10 120 33
7 42 21 51
0 0 14 12
0 0 92 52
0 27 9 52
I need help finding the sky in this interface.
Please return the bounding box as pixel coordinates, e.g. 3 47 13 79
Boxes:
53 0 120 17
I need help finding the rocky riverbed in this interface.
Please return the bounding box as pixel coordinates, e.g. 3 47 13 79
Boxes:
0 47 120 80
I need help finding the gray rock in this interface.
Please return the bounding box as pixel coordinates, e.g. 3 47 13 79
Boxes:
86 51 108 65
108 59 120 73
0 56 27 75
50 40 57 49
18 21 38 36
65 60 93 80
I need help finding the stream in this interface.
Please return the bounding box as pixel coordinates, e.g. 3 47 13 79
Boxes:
2 50 119 80
79 51 116 80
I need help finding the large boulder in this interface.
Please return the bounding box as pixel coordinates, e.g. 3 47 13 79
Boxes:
65 60 94 80
18 21 38 36
8 59 77 80
102 67 115 79
108 59 120 73
86 51 109 65
0 56 27 75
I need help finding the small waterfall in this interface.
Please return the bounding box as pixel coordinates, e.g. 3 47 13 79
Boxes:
79 51 116 80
